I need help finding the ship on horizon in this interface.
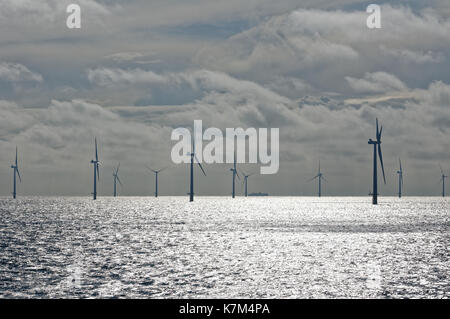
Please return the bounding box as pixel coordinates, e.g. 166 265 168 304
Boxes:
248 192 269 196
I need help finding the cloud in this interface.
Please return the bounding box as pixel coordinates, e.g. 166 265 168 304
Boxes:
87 68 290 106
194 5 450 94
1 2 450 196
380 46 445 64
0 62 43 83
87 68 168 87
345 72 408 94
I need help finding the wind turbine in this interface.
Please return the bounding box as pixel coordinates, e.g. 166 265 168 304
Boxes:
230 152 240 198
188 137 206 202
397 159 403 198
240 169 256 197
11 147 21 199
113 163 122 197
439 165 449 197
145 166 167 197
368 118 386 205
308 160 327 197
90 138 100 200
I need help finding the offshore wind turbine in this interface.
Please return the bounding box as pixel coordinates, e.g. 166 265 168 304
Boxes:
145 166 167 197
90 138 100 200
368 118 386 205
439 165 449 197
11 147 21 199
240 169 256 197
308 160 327 197
113 163 122 197
230 152 240 198
188 137 206 202
397 159 403 198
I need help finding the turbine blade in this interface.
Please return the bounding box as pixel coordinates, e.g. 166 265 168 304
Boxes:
116 163 120 174
97 163 100 181
376 118 379 139
322 176 328 182
399 158 402 172
95 138 98 162
378 144 386 184
145 165 157 173
236 170 241 180
159 167 168 173
307 175 319 182
15 147 18 166
117 176 123 186
194 153 206 176
16 167 22 183
440 164 444 175
197 162 207 176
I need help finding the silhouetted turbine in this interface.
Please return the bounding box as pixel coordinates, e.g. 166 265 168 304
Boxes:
397 159 403 198
439 165 449 197
368 118 386 205
188 137 206 202
239 169 256 197
230 151 240 198
113 163 122 197
308 160 327 197
11 147 21 199
90 138 100 200
146 166 167 197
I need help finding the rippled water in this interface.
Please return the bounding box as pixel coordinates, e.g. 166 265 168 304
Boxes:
0 196 448 298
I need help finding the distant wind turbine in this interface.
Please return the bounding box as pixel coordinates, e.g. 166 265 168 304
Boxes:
397 159 403 198
439 165 449 197
230 152 240 198
113 163 122 197
146 166 167 197
90 138 100 200
11 147 21 199
188 137 206 202
308 160 327 197
240 169 256 197
368 118 386 205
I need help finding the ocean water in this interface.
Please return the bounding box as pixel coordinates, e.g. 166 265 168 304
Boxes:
0 196 448 299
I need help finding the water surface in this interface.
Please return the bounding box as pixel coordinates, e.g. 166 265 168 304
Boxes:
0 196 448 298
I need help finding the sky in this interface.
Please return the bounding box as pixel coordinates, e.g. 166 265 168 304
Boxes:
0 0 449 197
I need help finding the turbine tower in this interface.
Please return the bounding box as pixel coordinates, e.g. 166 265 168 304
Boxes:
90 138 100 200
440 165 449 197
397 159 403 198
146 166 167 197
113 163 122 197
188 137 206 202
230 152 240 198
368 118 386 205
308 160 327 197
11 147 22 199
240 170 255 197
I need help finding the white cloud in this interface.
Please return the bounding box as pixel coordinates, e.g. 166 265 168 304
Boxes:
345 72 408 94
0 62 43 83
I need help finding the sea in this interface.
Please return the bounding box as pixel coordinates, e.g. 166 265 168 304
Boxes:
0 196 448 298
